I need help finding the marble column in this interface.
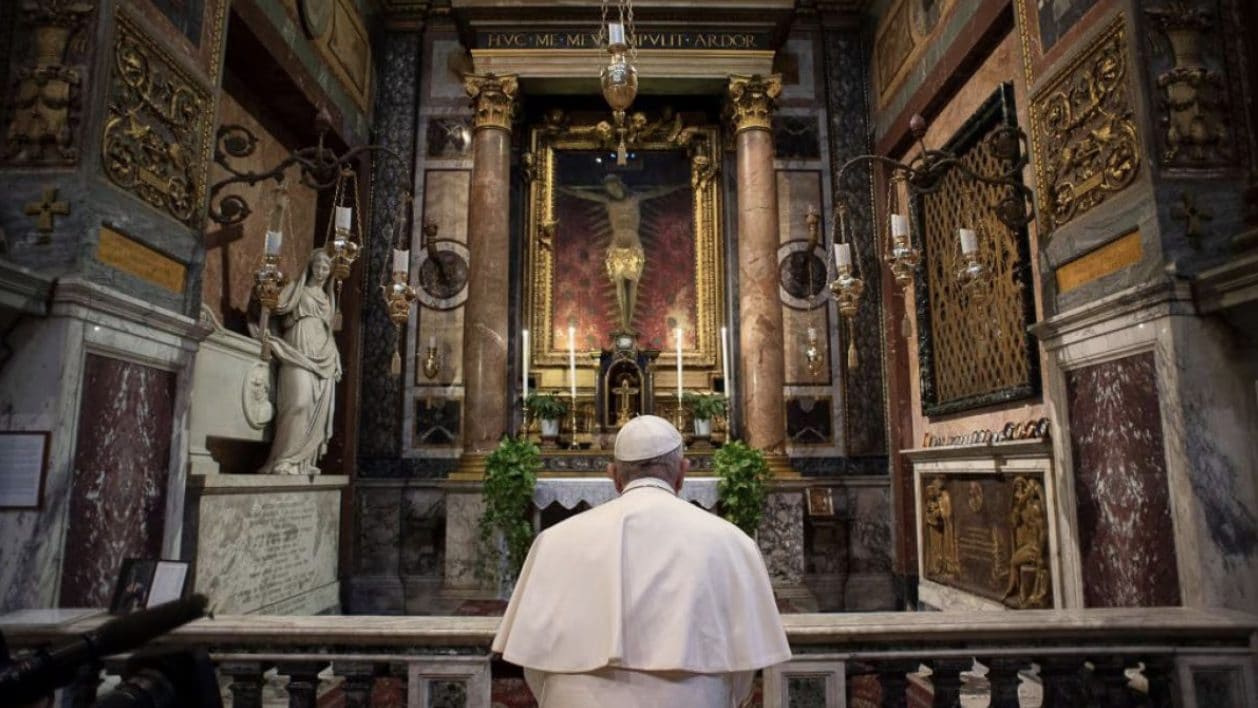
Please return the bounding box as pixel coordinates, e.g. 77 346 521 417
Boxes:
729 75 790 463
459 74 518 463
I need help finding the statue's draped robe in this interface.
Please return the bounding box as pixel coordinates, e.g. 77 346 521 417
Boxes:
259 279 339 474
494 477 791 707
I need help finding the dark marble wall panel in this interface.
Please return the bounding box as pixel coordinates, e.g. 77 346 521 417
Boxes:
59 355 177 607
358 31 421 463
1067 352 1181 607
821 28 887 457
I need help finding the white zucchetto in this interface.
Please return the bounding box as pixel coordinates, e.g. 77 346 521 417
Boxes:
613 414 683 461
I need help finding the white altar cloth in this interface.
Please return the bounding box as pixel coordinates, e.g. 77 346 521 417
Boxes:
533 477 719 510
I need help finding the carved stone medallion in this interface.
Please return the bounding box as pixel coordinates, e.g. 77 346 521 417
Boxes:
242 361 274 429
1031 17 1140 233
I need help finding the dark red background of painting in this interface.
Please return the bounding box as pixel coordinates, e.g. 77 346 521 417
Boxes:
551 150 696 352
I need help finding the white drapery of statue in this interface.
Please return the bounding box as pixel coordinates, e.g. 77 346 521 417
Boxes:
258 249 341 475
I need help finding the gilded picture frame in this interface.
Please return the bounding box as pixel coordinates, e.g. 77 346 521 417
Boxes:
524 118 724 369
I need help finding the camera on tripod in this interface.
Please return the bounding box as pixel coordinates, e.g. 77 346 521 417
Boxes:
0 594 220 708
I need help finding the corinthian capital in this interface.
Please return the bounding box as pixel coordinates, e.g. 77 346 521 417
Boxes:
464 73 519 132
727 74 782 134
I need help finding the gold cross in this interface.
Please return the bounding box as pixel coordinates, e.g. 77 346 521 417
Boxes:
24 187 71 234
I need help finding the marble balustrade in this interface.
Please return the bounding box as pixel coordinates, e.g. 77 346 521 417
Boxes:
2 608 1254 707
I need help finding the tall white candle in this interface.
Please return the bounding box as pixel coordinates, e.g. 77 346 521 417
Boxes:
335 206 353 232
959 227 978 255
675 327 683 406
720 325 730 397
890 213 909 239
429 335 436 349
264 229 283 256
808 326 817 342
521 329 530 402
568 326 577 407
833 242 852 268
608 21 625 45
393 248 409 276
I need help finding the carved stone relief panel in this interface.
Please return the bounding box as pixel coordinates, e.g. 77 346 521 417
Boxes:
1144 0 1244 169
1030 17 1141 233
101 10 214 227
2 2 98 166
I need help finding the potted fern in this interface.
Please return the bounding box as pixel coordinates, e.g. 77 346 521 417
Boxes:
713 440 770 536
478 435 541 593
525 392 568 438
682 392 727 438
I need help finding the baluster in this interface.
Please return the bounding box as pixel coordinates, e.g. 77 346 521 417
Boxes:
1088 655 1133 708
334 660 377 708
277 660 328 708
1137 655 1176 708
983 657 1026 708
872 659 918 708
926 658 969 708
1037 656 1087 708
221 660 270 708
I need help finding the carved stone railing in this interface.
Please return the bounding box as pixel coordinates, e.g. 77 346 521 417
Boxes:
3 609 1254 707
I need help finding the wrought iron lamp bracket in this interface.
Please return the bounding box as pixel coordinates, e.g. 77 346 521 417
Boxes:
207 119 405 226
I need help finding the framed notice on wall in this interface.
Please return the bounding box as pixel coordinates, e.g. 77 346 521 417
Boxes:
110 559 191 614
0 431 50 509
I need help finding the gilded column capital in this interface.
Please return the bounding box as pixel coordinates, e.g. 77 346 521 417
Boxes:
727 74 782 134
464 73 519 132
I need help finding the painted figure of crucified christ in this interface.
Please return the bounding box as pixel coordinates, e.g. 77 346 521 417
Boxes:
558 174 687 334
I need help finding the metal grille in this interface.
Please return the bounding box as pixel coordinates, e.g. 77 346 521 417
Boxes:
915 85 1039 416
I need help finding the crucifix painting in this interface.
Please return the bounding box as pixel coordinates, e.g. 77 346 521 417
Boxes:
526 121 723 370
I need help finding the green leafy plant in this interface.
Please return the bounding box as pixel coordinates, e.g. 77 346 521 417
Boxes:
713 440 771 536
682 392 728 421
478 436 541 584
525 392 568 421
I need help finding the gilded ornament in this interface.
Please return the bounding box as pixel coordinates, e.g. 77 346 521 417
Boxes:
101 12 212 227
726 74 782 134
3 2 94 165
1031 18 1140 233
464 73 519 132
23 187 71 238
1001 476 1049 608
1145 2 1233 166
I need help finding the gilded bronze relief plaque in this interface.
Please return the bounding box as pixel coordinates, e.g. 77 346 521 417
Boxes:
920 473 1052 608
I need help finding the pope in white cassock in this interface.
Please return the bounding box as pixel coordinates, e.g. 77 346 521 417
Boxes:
493 415 791 707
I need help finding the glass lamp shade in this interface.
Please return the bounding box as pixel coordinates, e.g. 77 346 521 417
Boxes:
600 54 638 113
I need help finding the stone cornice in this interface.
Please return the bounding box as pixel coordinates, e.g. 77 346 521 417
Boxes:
51 277 213 343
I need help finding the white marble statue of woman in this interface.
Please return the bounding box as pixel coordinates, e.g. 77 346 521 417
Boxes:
258 248 341 475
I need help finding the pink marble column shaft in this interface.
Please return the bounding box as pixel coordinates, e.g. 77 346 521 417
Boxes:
734 113 787 454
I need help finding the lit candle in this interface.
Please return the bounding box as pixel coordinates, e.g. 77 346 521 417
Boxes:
569 325 577 407
429 335 436 349
608 21 625 46
335 206 353 232
720 325 730 397
833 242 852 269
264 229 283 256
891 214 909 239
393 248 409 276
521 329 530 402
959 227 978 255
675 327 683 408
808 326 817 342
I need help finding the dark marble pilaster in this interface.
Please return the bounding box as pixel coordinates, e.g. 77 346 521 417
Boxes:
59 354 176 607
358 31 421 463
1066 352 1181 607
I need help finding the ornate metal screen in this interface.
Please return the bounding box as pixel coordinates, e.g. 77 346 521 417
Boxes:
913 84 1040 416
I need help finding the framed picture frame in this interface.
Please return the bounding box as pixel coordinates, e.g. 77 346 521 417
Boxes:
110 559 190 614
805 487 835 517
0 431 50 509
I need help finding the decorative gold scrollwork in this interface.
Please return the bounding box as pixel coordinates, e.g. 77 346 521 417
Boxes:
726 74 782 134
1031 18 1140 233
464 73 518 132
101 12 212 226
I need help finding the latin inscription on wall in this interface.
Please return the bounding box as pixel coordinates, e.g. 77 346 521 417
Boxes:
194 490 340 614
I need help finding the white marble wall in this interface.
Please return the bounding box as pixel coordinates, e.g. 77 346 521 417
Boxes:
187 306 270 475
0 279 208 612
759 491 806 586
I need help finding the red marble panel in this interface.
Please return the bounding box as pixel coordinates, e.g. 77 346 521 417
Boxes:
59 354 176 607
1066 352 1181 607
